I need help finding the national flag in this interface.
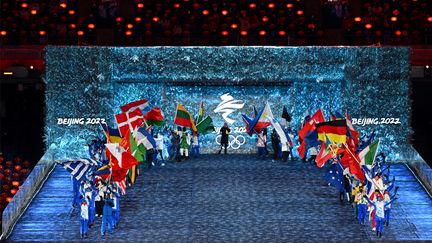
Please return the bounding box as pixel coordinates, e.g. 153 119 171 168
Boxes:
136 127 156 150
115 108 144 137
298 108 325 141
100 123 122 143
105 143 139 182
270 117 288 145
316 119 347 144
196 115 215 134
359 140 380 167
324 162 345 192
346 112 359 150
61 158 98 181
144 107 164 126
340 146 364 182
243 105 272 136
316 135 343 167
94 164 111 181
280 106 291 127
301 109 311 128
114 178 126 195
196 102 204 124
120 130 131 151
120 99 150 113
130 130 144 163
174 103 197 131
329 111 337 121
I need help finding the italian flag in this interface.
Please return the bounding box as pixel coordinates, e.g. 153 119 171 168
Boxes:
359 139 380 166
174 103 196 131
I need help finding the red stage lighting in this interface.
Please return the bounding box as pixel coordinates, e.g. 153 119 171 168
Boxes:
202 10 209 15
0 31 6 36
60 3 67 8
127 24 133 29
12 181 20 187
262 16 269 22
39 30 46 36
6 197 13 203
174 3 180 8
354 17 361 22
137 3 144 9
221 10 228 16
30 10 37 15
297 10 304 15
268 3 275 9
395 30 401 36
249 3 256 8
125 31 133 36
10 189 17 195
135 17 142 22
365 23 372 29
286 3 293 8
240 30 248 36
21 3 28 8
428 17 432 22
77 30 84 36
392 9 399 16
391 16 397 22
152 17 159 22
278 30 286 36
116 17 122 22
88 23 95 29
221 30 229 36
259 30 266 36
68 10 75 15
231 24 238 29
69 24 76 29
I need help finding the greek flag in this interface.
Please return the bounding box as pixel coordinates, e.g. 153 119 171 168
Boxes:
61 158 98 181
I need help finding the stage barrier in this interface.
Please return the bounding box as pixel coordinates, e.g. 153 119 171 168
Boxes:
0 144 56 240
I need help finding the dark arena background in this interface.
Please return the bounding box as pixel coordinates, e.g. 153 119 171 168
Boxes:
1 0 432 242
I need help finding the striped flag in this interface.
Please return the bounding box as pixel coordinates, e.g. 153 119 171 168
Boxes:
174 103 197 131
315 119 347 144
120 99 150 113
61 158 98 181
115 178 127 195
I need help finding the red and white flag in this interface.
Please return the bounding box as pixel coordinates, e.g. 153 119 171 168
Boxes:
115 178 127 195
105 143 139 182
115 108 144 137
120 99 149 113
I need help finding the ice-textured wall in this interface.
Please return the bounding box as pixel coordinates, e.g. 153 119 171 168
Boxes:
45 46 411 160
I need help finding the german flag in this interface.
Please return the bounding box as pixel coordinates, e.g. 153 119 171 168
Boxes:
316 119 347 144
174 103 197 131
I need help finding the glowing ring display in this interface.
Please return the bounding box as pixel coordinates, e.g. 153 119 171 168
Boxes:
215 134 246 150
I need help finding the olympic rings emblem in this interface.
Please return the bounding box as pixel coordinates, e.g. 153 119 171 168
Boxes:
215 134 246 150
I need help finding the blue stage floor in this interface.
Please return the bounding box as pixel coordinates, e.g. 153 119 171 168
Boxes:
6 154 432 242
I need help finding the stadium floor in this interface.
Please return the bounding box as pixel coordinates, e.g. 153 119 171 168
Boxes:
6 154 432 242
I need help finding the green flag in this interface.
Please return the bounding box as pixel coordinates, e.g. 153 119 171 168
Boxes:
359 139 380 166
130 131 144 163
196 116 215 134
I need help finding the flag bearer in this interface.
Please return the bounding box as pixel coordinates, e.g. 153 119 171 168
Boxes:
179 131 190 160
101 192 114 236
80 200 89 238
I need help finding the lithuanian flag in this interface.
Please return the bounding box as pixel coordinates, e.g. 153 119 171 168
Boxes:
174 103 197 131
316 119 347 144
